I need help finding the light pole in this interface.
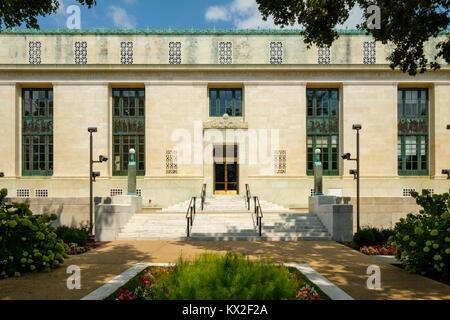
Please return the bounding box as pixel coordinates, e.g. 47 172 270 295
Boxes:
88 127 108 243
443 125 450 179
342 124 362 232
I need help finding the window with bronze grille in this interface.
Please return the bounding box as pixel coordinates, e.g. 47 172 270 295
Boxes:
209 88 242 117
306 88 339 176
112 89 145 176
22 89 53 176
397 89 429 176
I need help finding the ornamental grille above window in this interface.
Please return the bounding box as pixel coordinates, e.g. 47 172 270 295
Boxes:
274 150 287 174
166 150 178 174
219 42 233 64
169 42 182 64
29 41 42 64
120 42 134 64
363 41 376 64
74 41 88 64
269 42 283 64
317 45 330 64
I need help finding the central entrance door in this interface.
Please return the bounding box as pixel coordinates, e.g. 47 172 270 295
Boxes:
214 144 238 195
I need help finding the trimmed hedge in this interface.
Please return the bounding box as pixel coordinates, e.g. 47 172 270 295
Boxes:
56 226 88 246
353 227 394 247
0 189 68 279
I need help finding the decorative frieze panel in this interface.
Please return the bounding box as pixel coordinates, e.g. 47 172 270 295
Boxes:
203 114 248 130
23 119 53 135
219 42 233 64
29 41 42 64
120 41 134 64
307 118 339 135
112 118 145 135
398 118 428 135
269 42 283 64
166 150 178 174
169 41 182 64
274 150 287 174
363 41 376 64
317 45 330 64
74 41 88 64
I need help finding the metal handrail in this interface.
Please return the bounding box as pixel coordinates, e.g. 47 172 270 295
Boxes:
201 183 206 211
186 196 196 237
245 184 251 210
253 196 263 237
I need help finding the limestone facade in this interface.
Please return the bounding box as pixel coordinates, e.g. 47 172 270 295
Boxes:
0 30 449 221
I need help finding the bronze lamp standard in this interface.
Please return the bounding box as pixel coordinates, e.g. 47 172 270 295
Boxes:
88 127 108 243
443 125 450 179
342 124 362 231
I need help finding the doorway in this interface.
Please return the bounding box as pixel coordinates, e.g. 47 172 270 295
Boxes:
214 144 238 195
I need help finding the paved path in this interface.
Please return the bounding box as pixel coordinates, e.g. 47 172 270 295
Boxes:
0 241 449 300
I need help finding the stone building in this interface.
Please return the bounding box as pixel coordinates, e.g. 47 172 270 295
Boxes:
0 29 449 230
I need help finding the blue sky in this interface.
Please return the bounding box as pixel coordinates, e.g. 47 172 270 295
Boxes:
35 0 364 30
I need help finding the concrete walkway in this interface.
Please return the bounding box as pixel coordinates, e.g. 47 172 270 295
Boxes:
0 241 449 300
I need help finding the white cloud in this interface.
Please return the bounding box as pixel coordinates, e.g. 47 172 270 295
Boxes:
204 0 299 29
205 0 363 30
230 0 255 14
205 6 231 22
108 5 136 29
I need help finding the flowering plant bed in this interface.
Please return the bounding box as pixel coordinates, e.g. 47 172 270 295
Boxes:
65 243 90 255
105 253 330 301
360 244 396 256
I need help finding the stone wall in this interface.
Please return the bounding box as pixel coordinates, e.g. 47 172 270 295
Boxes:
5 197 111 228
336 197 421 231
0 31 446 65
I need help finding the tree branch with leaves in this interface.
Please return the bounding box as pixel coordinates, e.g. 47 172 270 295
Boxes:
256 0 449 75
0 0 96 30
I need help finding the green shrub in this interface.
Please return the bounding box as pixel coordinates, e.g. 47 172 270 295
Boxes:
353 228 376 247
152 252 299 300
381 229 396 244
389 190 450 278
353 227 394 247
0 189 68 279
56 226 88 246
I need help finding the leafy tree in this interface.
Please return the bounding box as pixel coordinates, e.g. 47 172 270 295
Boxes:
256 0 449 75
0 0 96 30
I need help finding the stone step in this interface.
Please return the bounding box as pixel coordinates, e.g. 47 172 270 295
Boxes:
116 209 331 241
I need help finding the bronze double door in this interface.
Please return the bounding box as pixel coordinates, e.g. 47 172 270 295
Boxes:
214 145 238 195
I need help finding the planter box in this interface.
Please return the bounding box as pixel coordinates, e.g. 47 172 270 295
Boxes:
81 262 354 301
